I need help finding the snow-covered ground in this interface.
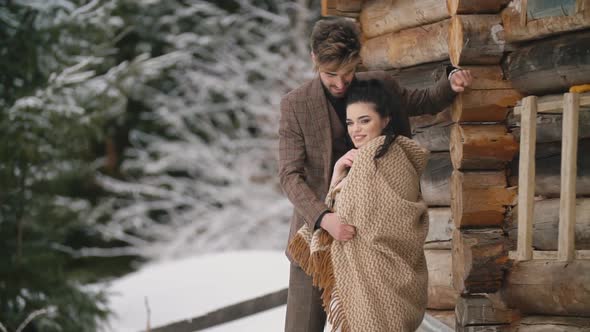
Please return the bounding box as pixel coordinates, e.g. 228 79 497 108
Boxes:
103 251 290 332
103 250 451 332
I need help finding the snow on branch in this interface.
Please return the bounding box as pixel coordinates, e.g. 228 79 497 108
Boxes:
90 0 318 260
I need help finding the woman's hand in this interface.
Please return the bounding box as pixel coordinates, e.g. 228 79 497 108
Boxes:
331 149 357 185
320 212 356 241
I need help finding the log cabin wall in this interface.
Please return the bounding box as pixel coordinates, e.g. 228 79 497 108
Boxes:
321 0 590 330
500 1 590 330
446 5 519 332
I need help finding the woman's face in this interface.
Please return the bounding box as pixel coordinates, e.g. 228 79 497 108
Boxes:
346 102 390 148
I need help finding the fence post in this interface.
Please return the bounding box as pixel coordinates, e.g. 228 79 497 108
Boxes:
516 95 537 261
558 92 580 262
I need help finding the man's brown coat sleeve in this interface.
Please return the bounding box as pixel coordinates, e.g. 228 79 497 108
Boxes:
392 74 457 117
278 96 329 229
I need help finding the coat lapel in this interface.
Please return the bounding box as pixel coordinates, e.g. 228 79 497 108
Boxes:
307 76 333 183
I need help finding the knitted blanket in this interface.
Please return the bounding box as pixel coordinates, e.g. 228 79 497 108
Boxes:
288 135 430 332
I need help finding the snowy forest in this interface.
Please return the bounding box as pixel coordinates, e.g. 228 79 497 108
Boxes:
0 0 319 330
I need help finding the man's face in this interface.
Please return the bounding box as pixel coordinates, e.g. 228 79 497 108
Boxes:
318 65 356 98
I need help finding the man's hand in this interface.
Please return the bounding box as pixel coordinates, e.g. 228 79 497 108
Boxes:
320 212 356 241
449 69 473 93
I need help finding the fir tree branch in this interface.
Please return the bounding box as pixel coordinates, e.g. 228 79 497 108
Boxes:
15 307 52 332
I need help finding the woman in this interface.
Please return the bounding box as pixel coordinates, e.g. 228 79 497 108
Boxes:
288 79 430 332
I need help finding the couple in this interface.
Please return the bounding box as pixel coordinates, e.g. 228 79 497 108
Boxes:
279 18 472 332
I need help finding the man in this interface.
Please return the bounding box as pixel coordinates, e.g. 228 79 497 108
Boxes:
279 18 472 332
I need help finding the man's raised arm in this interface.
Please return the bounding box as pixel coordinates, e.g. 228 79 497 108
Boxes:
386 68 473 117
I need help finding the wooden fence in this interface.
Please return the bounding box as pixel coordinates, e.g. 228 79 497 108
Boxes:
148 288 288 332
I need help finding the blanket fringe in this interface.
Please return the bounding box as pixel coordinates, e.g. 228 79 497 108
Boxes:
287 232 313 275
288 230 350 332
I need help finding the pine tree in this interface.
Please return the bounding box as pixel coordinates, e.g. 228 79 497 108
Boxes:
1 0 319 329
0 1 173 330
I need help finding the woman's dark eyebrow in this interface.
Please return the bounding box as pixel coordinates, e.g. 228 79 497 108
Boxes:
346 115 371 122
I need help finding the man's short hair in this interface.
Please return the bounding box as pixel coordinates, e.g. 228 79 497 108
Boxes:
310 18 361 71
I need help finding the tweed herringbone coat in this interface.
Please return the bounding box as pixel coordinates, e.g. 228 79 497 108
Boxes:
279 70 455 261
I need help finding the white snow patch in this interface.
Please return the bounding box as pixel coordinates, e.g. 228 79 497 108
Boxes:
103 251 289 332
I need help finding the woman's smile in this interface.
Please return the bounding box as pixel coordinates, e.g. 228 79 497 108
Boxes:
352 134 367 143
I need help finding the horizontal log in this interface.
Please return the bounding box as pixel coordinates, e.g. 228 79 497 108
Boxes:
425 207 454 250
449 15 507 67
452 228 510 294
336 0 362 12
456 316 590 331
360 0 449 38
322 0 360 17
507 198 590 251
511 316 590 331
508 139 590 196
411 106 452 130
502 0 590 43
457 324 510 331
322 0 337 16
451 170 516 228
526 0 579 20
451 89 523 122
426 249 458 309
457 65 513 90
421 152 452 206
361 19 450 70
502 260 590 316
508 250 590 260
507 110 590 144
505 29 590 95
447 0 510 15
414 122 452 152
456 294 513 327
388 61 449 90
450 124 518 170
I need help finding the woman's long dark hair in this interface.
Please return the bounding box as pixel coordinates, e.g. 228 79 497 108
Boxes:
346 79 403 159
